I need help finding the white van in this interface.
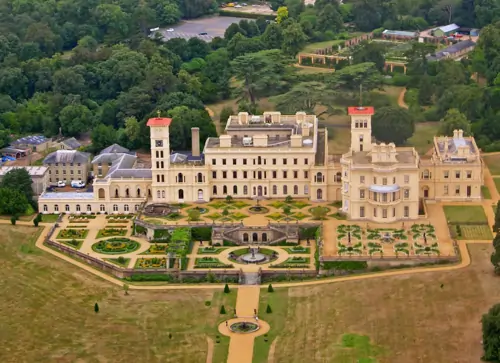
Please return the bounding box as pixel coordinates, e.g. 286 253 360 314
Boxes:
71 180 85 188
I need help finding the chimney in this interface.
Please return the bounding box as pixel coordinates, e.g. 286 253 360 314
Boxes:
458 129 464 138
453 129 458 139
191 127 200 157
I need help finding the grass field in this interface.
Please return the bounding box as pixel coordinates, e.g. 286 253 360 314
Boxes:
494 178 500 194
483 154 500 175
482 185 492 199
407 122 439 155
458 225 493 240
255 244 494 363
443 205 488 224
0 225 235 363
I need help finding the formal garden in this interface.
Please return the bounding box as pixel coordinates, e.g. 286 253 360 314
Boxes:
194 257 233 269
57 229 88 240
135 257 168 269
91 238 140 254
96 228 127 239
444 205 493 240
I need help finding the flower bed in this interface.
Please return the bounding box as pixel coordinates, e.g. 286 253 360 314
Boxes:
367 242 383 256
96 228 127 239
411 224 436 239
292 212 310 220
337 224 362 240
231 211 248 220
198 247 227 254
69 215 96 220
289 201 310 209
135 257 167 269
57 229 88 240
105 256 130 267
394 242 409 255
107 219 132 224
92 238 140 254
414 242 440 256
57 239 83 249
284 246 311 254
194 257 233 268
68 219 89 224
337 241 363 256
106 214 133 219
266 212 283 221
187 207 208 214
141 243 169 254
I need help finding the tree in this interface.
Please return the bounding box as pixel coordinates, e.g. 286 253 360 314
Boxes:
220 305 226 314
94 302 99 313
59 104 92 136
272 81 337 114
372 106 415 145
418 75 433 105
277 6 289 23
317 4 343 32
286 0 305 18
10 216 16 225
219 106 234 127
0 168 34 205
224 283 230 293
123 283 129 295
482 303 500 361
266 304 273 313
311 207 327 220
124 116 141 143
281 22 308 56
224 23 245 40
268 284 274 292
261 23 283 50
222 208 229 216
91 124 118 153
52 68 86 95
353 42 385 72
492 244 500 275
283 205 292 215
494 202 500 232
438 109 471 136
188 209 201 221
328 63 383 96
225 195 233 203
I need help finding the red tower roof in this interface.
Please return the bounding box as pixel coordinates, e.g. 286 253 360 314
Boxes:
347 106 375 115
147 117 172 127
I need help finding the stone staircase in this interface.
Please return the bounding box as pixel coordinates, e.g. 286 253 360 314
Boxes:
240 272 261 285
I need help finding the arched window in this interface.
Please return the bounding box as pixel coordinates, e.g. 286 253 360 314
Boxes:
134 204 139 211
137 188 141 197
262 233 268 242
76 204 81 212
243 185 248 195
283 185 288 195
157 190 161 199
125 188 130 197
87 205 91 212
178 189 184 199
316 172 323 183
113 204 118 211
198 189 203 200
272 185 277 195
253 186 256 195
258 156 262 165
43 205 48 212
100 204 105 212
114 189 119 198
197 173 203 183
317 189 323 200
213 186 217 195
148 189 151 197
422 169 430 179
124 204 129 212
335 172 341 182
293 185 298 195
304 185 309 195
98 188 105 199
252 233 258 242
233 185 238 194
223 185 227 194
65 204 70 212
177 172 184 183
243 233 249 242
162 190 165 198
54 204 59 212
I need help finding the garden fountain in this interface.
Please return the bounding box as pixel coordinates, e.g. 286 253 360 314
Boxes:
241 247 267 264
229 247 278 264
229 321 260 334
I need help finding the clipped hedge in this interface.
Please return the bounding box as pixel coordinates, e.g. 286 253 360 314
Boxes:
126 274 175 282
218 10 275 20
322 261 368 271
191 226 212 241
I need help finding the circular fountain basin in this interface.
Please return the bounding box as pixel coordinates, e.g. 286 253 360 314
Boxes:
230 321 260 334
241 253 267 263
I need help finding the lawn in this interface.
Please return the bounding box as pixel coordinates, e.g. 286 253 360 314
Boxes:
482 185 492 199
407 122 440 155
459 225 493 240
483 154 500 175
302 39 346 53
494 178 500 194
0 224 236 363
256 244 495 363
41 214 60 223
443 205 488 224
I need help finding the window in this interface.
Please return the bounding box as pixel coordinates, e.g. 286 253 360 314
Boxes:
283 171 288 178
222 171 227 179
360 189 365 199
444 171 449 179
303 171 308 179
65 204 70 212
63 170 66 175
455 171 460 179
78 170 81 175
272 185 277 195
422 170 430 179
233 185 238 194
70 170 73 175
160 161 164 168
294 158 298 165
55 163 59 166
75 204 81 212
87 205 91 212
373 177 376 184
43 205 48 212
197 173 203 183
404 189 409 199
233 159 237 165
404 175 409 183
360 206 365 217
156 150 159 158
360 176 365 184
382 178 387 185
382 193 387 202
283 158 287 165
162 190 165 198
212 171 216 179
315 172 323 183
135 204 139 211
455 186 460 195
62 163 66 167
100 204 105 212
243 185 248 195
404 206 409 218
222 159 227 165
272 158 277 165
54 204 59 212
124 204 129 212
243 159 247 165
156 161 159 168
305 158 308 165
212 159 216 165
283 185 288 195
178 189 184 199
382 209 387 218
293 185 298 195
157 190 160 199
293 171 298 178
160 151 163 158
393 177 396 184
272 171 277 178
213 186 217 195
258 156 262 165
233 171 237 178
466 171 472 179
374 208 377 217
243 171 247 178
155 140 163 147
223 185 228 194
55 170 59 175
444 185 449 195
304 185 309 195
113 204 118 212
393 208 396 217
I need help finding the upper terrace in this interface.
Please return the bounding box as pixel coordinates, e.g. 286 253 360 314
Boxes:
433 129 480 164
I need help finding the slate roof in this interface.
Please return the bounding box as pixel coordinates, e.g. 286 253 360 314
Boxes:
426 39 476 61
44 150 90 164
435 23 460 33
11 135 48 146
99 143 130 154
61 137 81 150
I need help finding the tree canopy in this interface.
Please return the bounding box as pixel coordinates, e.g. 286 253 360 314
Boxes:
372 106 415 145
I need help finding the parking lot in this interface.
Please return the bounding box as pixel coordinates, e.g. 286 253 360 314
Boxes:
154 16 250 41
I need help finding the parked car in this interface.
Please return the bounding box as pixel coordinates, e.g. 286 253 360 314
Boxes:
46 186 56 192
166 28 174 32
57 180 66 187
235 4 242 7
71 180 86 188
199 32 208 35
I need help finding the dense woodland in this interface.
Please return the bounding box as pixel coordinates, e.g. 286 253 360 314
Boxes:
0 0 500 153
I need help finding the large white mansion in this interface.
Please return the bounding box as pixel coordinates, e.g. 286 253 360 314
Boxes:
38 107 483 223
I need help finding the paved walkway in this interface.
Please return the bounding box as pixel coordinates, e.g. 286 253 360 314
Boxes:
398 88 408 109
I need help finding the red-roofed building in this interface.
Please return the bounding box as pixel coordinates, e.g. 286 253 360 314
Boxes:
147 117 172 127
347 106 375 116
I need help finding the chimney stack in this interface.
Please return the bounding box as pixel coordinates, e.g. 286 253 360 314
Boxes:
191 127 200 157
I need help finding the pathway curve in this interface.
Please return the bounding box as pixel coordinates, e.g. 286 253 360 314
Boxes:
484 165 500 200
206 337 214 363
398 87 408 109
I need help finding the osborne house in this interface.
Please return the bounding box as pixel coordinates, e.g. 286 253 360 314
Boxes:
38 107 483 223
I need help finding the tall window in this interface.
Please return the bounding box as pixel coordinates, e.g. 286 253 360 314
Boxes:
54 204 59 212
213 186 217 195
43 205 48 212
113 204 118 211
272 185 277 195
76 204 80 212
304 185 309 195
293 185 298 195
100 204 105 212
87 205 91 212
124 204 129 212
223 185 227 194
233 185 238 194
243 185 248 195
65 204 70 212
283 185 288 195
404 206 409 217
360 206 365 218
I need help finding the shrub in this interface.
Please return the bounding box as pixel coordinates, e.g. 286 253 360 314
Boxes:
224 283 230 293
10 216 16 225
118 256 126 264
482 303 500 361
33 218 39 227
220 305 226 314
94 302 99 313
205 301 211 306
192 226 212 241
266 304 272 314
268 284 274 292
